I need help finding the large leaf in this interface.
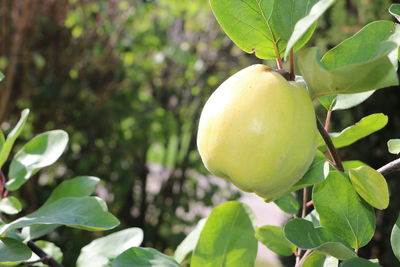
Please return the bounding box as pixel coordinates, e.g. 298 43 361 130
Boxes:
284 219 356 260
191 201 257 267
274 193 300 215
0 197 119 236
0 196 22 215
209 0 317 59
111 247 180 267
319 114 388 150
349 166 389 210
174 218 207 264
7 130 69 191
256 225 296 256
313 171 375 249
77 228 144 267
0 237 32 264
388 139 400 154
391 214 400 262
0 109 30 169
285 0 336 57
297 21 400 97
340 257 381 267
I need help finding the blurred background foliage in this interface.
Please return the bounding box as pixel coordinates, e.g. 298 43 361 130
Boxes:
0 0 400 266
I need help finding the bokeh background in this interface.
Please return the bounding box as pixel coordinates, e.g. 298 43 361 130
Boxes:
1 0 400 266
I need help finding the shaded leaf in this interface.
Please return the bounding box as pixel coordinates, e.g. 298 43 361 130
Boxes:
340 257 381 267
77 228 143 267
389 4 400 23
390 213 400 262
7 130 69 191
349 166 389 210
388 139 400 154
0 197 22 215
313 171 375 248
0 237 31 264
302 252 338 267
191 201 257 267
274 193 300 215
319 91 375 111
112 247 180 267
256 225 296 256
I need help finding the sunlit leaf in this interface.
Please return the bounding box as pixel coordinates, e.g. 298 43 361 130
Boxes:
0 197 22 215
256 225 296 256
388 139 400 154
112 247 180 267
391 214 400 262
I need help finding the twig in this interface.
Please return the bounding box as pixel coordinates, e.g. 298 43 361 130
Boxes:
296 188 309 264
324 108 332 131
27 240 63 267
377 158 400 176
316 117 344 172
295 249 313 267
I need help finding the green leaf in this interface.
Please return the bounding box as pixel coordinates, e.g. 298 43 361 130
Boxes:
6 130 69 191
112 247 180 267
0 72 4 82
340 257 381 267
0 109 30 169
319 91 375 111
305 209 320 227
302 252 338 267
349 166 389 210
77 228 143 267
390 213 400 262
389 4 400 23
292 150 329 191
0 131 5 153
0 197 22 215
313 171 375 249
274 193 300 215
191 201 257 267
255 225 296 256
0 237 32 264
285 0 336 57
209 0 317 59
388 139 400 154
284 219 357 260
28 240 63 263
297 21 400 97
342 161 367 170
174 218 207 264
0 197 119 236
319 114 388 151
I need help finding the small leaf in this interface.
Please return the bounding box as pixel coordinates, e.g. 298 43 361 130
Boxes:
284 219 356 260
390 213 400 262
256 225 296 256
77 228 144 267
340 257 381 267
274 193 300 215
303 252 339 267
112 247 180 267
292 150 328 191
349 166 389 210
319 91 375 111
285 0 336 57
389 4 400 23
0 72 4 82
305 209 321 227
0 131 4 152
0 109 30 169
174 218 207 264
0 237 32 264
7 130 69 191
0 197 119 235
0 196 22 215
313 171 375 249
342 161 367 170
191 201 258 267
388 139 400 154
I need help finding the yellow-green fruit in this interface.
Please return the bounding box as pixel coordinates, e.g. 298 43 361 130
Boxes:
197 64 317 200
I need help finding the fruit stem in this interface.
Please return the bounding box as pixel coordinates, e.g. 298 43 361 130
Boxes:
324 108 332 131
289 49 295 80
317 117 344 172
276 56 284 70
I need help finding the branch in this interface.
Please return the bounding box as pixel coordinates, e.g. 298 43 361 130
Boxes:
27 241 63 267
377 158 400 176
316 117 344 172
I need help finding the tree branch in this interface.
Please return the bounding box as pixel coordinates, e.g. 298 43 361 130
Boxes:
377 158 400 176
27 240 63 267
316 117 344 172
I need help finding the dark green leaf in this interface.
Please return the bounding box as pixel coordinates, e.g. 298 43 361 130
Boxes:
0 237 32 264
340 257 381 267
174 218 207 264
77 228 144 267
191 201 257 267
389 4 400 23
255 225 296 256
388 139 400 154
285 0 336 57
274 193 300 215
112 247 180 267
390 213 400 262
284 218 356 260
0 109 30 169
0 197 119 235
349 166 389 210
313 171 375 249
0 196 22 215
7 130 69 191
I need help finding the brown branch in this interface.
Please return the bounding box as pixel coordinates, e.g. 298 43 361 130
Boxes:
27 240 63 267
377 158 400 176
317 117 344 172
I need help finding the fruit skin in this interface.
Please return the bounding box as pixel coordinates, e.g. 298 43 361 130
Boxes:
197 64 317 200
